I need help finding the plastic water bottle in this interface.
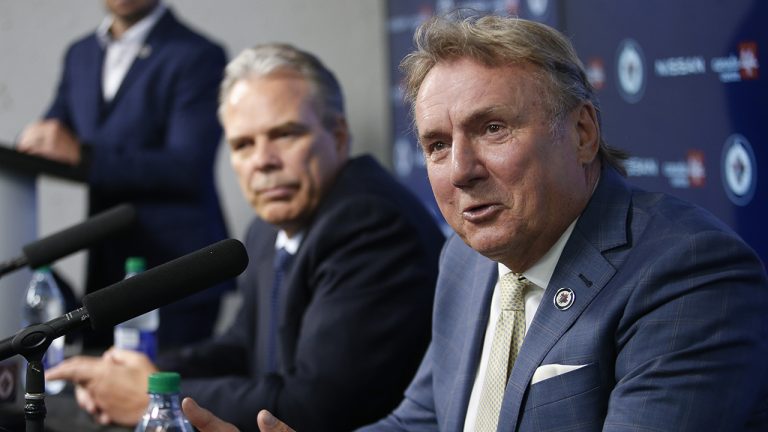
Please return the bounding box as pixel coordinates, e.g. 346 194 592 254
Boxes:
135 372 194 432
22 266 65 395
114 257 159 361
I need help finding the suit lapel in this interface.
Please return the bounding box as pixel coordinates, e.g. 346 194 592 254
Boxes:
498 167 631 430
77 38 107 126
104 10 173 113
444 251 497 432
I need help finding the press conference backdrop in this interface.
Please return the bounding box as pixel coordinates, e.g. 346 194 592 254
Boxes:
387 0 767 265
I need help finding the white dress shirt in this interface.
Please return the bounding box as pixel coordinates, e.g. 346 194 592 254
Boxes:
97 2 166 101
275 229 303 255
463 218 578 432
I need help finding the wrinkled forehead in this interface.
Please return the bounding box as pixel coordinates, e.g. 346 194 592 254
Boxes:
414 59 545 131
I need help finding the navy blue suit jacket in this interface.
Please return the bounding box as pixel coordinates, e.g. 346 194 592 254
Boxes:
363 166 768 431
43 8 232 347
158 156 446 431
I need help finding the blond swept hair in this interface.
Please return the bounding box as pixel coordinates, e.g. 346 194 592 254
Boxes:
401 14 626 174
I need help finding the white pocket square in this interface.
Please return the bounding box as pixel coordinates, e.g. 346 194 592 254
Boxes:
531 363 587 385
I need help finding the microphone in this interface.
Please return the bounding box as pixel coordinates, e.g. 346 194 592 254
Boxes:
0 238 249 361
0 203 137 277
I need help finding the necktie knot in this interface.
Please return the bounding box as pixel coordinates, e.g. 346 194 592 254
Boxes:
499 272 528 311
274 247 294 272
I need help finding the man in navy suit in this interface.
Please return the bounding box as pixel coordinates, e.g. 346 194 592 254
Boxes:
47 43 444 431
17 0 232 349
182 15 768 432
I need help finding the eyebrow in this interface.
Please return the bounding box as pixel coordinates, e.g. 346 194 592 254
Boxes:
418 105 515 142
459 105 509 128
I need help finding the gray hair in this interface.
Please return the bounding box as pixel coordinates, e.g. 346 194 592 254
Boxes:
401 14 627 174
219 43 345 129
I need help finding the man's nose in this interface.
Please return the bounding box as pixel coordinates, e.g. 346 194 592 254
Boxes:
450 135 486 187
247 139 281 171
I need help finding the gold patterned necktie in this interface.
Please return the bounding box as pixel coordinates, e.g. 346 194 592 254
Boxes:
475 272 530 432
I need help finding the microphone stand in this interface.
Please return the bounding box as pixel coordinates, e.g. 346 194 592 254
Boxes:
12 324 54 432
0 308 90 432
23 355 46 432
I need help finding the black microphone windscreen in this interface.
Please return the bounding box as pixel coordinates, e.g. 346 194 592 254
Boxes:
22 204 137 268
82 238 248 330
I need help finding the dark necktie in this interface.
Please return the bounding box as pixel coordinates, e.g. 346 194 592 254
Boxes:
266 247 294 373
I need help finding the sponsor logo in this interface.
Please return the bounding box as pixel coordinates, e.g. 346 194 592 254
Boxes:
616 39 646 103
626 157 659 177
628 153 706 189
687 150 706 188
721 134 757 206
739 41 759 80
654 56 706 77
586 57 606 90
0 362 17 403
504 0 521 16
527 0 549 17
711 41 759 83
661 150 707 189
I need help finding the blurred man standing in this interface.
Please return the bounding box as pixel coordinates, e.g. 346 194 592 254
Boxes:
17 0 232 349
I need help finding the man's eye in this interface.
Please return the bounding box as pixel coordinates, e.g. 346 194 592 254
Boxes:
487 124 503 133
275 130 296 139
273 126 306 140
230 140 251 151
430 141 447 153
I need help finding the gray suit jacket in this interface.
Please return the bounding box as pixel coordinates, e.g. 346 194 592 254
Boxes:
362 165 768 431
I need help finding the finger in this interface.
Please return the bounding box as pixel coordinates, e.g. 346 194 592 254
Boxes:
257 410 295 432
105 347 147 365
97 410 112 425
74 385 98 415
182 397 240 432
16 123 41 150
45 356 101 382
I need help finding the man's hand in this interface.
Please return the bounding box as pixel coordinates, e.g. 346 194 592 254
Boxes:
46 348 158 425
17 119 81 165
257 410 295 432
182 398 295 432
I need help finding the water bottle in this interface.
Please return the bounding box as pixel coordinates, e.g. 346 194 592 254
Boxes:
135 372 194 432
22 266 65 395
114 257 159 361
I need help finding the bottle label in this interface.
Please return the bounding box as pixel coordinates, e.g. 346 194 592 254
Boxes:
115 328 157 362
42 337 65 369
43 337 66 394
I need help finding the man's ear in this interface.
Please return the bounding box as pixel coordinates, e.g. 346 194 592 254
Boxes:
575 102 600 164
330 114 350 157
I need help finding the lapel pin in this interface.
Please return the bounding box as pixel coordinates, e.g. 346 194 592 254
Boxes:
553 288 575 311
138 45 152 59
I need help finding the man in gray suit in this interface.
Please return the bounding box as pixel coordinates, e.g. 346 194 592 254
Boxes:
184 14 768 432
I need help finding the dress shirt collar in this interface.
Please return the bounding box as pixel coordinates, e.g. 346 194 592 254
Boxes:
496 172 601 288
96 1 166 47
498 217 578 291
275 230 304 255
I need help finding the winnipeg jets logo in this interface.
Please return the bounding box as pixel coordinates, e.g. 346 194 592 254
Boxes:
616 39 646 104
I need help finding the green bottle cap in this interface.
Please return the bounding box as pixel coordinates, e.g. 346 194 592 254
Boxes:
147 372 181 394
125 257 146 274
